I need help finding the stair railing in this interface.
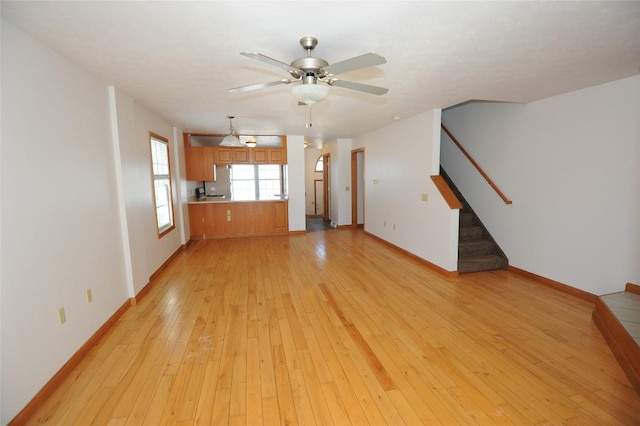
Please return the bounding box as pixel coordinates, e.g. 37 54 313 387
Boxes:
441 123 512 205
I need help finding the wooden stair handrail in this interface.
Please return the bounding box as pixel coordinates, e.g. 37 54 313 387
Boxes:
441 123 513 205
431 175 463 210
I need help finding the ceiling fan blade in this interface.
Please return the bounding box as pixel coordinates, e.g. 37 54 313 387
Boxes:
228 79 296 94
323 53 387 76
328 79 388 95
240 52 301 76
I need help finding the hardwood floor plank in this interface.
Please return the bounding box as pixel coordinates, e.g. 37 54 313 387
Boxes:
271 345 297 425
21 230 640 425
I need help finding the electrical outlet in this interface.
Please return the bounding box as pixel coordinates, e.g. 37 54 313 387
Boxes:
58 307 66 325
384 220 387 227
86 289 93 303
393 224 396 230
421 193 428 202
345 186 350 191
373 179 379 184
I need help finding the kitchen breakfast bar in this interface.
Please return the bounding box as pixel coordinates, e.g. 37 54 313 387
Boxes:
187 197 288 240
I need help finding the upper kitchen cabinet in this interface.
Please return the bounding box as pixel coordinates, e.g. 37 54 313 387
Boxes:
251 146 286 164
217 148 250 164
184 135 216 181
185 134 287 177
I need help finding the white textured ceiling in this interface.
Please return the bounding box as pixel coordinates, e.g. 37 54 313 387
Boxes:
2 1 639 144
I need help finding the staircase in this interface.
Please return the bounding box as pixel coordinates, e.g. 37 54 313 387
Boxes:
592 283 640 394
442 169 508 274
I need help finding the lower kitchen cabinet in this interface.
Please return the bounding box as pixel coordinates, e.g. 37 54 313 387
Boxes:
188 200 288 239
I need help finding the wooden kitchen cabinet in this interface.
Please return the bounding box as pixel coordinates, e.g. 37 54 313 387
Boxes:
215 147 250 164
274 201 288 230
250 149 269 164
251 148 285 164
233 148 250 163
185 146 216 181
268 148 285 164
188 203 214 238
188 201 288 239
215 148 232 164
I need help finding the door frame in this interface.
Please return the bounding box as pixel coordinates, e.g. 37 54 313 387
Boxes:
351 148 364 228
322 153 330 222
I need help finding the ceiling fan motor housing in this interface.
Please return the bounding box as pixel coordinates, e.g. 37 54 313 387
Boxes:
289 57 328 79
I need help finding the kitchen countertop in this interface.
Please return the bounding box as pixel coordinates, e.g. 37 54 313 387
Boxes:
187 195 288 205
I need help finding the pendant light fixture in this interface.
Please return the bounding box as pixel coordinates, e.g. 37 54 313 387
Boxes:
220 116 242 147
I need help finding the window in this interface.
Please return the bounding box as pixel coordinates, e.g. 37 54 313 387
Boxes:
315 156 323 172
230 164 286 200
150 132 175 237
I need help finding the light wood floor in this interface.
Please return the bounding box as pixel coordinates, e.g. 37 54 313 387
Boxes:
27 230 640 425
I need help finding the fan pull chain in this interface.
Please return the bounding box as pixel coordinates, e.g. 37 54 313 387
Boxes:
306 104 313 128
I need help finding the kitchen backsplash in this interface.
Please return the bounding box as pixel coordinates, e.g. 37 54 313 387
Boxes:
186 165 231 199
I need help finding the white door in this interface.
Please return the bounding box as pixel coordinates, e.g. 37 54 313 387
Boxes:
314 179 324 216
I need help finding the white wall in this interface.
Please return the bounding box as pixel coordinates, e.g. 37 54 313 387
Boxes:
354 110 458 271
286 135 306 231
1 20 129 422
1 21 184 422
322 138 353 227
111 89 184 296
441 75 640 295
173 126 188 246
304 148 323 215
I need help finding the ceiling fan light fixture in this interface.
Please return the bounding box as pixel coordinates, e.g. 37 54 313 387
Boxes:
219 115 243 147
291 83 329 105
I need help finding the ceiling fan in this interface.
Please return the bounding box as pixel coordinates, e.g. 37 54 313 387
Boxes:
229 36 388 127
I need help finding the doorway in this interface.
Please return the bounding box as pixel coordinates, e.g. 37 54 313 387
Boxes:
351 148 364 228
313 179 324 216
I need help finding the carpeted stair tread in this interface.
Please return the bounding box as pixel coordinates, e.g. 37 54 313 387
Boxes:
458 239 496 256
458 254 508 273
459 212 475 226
459 225 484 240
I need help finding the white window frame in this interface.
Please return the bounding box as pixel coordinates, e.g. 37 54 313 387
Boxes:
149 132 175 238
230 164 286 200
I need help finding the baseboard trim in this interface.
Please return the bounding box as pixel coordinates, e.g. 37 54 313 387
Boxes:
626 282 640 295
289 230 307 236
10 243 187 424
592 300 640 394
149 244 185 282
8 299 131 425
508 266 596 303
130 244 185 306
364 231 458 278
